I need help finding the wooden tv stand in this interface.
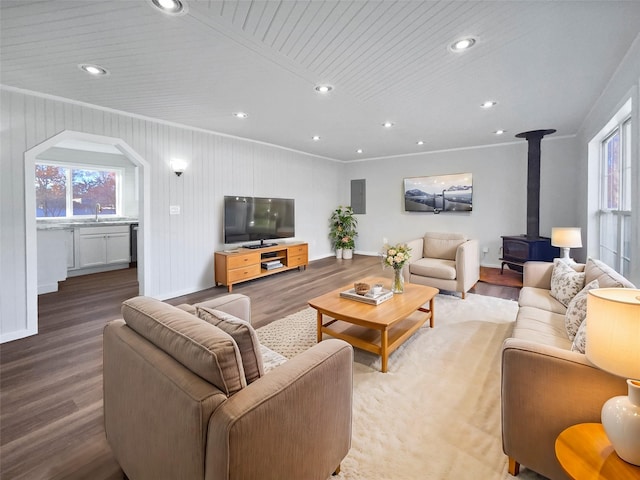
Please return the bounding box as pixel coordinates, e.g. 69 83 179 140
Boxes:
214 242 308 292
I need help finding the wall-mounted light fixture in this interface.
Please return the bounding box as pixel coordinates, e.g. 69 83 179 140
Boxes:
171 159 187 177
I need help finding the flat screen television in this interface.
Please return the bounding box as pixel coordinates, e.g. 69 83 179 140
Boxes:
224 196 295 246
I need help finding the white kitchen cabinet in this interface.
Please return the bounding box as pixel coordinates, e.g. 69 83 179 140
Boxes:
37 229 68 294
78 226 130 269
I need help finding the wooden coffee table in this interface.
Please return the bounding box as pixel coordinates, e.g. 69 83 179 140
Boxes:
308 277 438 372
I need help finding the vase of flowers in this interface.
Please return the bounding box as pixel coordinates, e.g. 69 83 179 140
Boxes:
383 243 411 293
329 206 358 259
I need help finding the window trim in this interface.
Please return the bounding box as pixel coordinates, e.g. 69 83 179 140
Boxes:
597 115 632 275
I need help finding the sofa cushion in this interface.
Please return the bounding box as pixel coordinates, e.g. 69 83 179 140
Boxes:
565 279 599 340
122 296 246 396
550 259 585 307
584 257 636 288
409 257 457 280
423 232 466 261
196 307 264 384
518 287 567 315
512 306 573 349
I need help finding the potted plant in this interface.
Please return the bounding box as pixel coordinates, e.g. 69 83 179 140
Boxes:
329 206 358 259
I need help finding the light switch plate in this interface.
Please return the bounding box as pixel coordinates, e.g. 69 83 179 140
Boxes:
169 205 181 215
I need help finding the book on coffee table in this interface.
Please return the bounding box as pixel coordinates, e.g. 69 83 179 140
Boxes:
340 288 394 305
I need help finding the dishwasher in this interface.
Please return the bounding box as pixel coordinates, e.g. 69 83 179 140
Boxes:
130 223 138 267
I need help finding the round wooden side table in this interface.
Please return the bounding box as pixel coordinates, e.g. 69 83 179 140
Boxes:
555 423 640 480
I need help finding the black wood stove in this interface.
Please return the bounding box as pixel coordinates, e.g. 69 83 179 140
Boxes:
500 129 560 273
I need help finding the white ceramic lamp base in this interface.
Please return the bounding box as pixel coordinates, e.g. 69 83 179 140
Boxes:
601 379 640 466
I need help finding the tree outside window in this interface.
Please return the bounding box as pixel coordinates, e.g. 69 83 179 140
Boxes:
36 165 67 217
36 163 119 218
72 169 116 215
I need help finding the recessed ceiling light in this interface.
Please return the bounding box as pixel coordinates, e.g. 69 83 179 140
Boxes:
416 140 424 145
233 112 248 119
495 129 506 135
450 37 476 52
356 149 363 154
312 135 320 141
314 85 333 93
481 101 497 109
149 0 186 15
79 64 108 76
382 121 394 128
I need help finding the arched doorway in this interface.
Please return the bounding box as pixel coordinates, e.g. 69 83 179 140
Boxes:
24 130 150 336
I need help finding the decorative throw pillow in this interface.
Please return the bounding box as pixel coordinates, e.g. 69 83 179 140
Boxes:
571 318 587 354
196 306 264 384
122 296 246 396
565 279 599 340
550 259 585 307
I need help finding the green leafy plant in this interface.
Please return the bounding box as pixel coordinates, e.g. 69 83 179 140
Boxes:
329 206 358 250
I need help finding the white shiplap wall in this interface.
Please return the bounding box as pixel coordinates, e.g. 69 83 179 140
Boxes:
0 87 344 342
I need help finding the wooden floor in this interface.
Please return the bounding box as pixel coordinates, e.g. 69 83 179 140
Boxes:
0 255 519 479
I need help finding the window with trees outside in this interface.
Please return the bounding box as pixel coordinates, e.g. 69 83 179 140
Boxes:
599 117 632 276
36 163 120 218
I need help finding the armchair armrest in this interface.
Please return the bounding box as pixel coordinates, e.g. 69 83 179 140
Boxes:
206 339 353 480
403 238 424 282
194 294 251 324
501 338 626 480
455 239 479 292
406 237 424 263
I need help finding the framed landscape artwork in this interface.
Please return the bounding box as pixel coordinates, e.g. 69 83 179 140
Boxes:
404 173 473 213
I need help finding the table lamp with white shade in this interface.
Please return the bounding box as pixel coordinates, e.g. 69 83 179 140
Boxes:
551 227 582 263
586 288 640 465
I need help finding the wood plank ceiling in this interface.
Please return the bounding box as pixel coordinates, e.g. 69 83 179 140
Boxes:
1 0 640 160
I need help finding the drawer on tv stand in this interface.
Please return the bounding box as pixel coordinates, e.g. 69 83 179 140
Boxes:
228 264 260 282
227 253 261 269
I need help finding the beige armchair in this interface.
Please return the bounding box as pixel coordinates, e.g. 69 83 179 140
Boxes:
404 232 479 299
103 294 353 480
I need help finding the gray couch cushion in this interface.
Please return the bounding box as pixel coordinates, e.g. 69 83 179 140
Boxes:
512 306 572 349
518 287 567 315
196 306 264 384
409 257 457 280
122 296 247 396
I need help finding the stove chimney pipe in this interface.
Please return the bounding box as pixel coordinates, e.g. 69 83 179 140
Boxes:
515 129 556 239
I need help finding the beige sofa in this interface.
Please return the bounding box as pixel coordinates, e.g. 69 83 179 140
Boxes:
501 260 634 479
103 294 353 480
404 232 479 299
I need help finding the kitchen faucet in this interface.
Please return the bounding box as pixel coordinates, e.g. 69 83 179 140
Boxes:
95 203 102 221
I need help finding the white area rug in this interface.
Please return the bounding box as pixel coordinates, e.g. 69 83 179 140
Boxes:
257 293 549 480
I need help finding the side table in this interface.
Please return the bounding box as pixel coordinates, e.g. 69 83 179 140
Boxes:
555 423 640 479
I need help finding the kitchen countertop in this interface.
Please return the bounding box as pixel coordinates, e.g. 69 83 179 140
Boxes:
37 219 138 230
